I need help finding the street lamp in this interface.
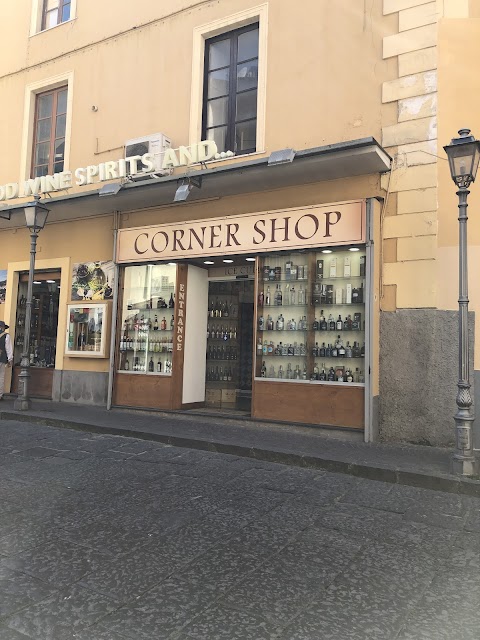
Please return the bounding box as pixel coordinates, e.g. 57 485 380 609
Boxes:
444 129 480 475
14 197 50 411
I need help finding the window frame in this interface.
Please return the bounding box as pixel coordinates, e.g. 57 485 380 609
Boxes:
202 22 259 156
41 0 72 30
31 85 68 178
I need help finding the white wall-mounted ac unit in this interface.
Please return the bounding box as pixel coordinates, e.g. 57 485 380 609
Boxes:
124 133 172 179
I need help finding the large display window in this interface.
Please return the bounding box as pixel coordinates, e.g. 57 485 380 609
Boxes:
255 247 366 385
117 264 176 375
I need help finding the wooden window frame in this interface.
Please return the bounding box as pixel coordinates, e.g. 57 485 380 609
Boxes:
41 0 72 31
202 23 259 156
31 86 68 178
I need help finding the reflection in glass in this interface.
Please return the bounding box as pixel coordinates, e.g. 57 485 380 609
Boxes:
237 61 258 92
237 28 259 62
236 90 257 122
206 126 227 153
209 39 230 70
208 68 230 99
235 119 256 152
207 96 229 128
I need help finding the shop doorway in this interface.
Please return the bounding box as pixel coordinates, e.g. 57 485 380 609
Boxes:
205 279 254 414
12 272 60 399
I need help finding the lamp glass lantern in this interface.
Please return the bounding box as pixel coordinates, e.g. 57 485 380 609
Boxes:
444 129 480 188
24 199 50 231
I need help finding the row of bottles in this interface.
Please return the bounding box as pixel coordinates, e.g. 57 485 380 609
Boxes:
258 314 308 331
312 282 364 305
312 339 365 358
260 361 364 383
131 293 175 310
206 366 236 382
120 335 173 352
123 356 172 373
124 314 174 332
207 324 238 340
208 299 238 318
259 284 306 307
257 340 307 357
207 345 238 360
262 262 309 281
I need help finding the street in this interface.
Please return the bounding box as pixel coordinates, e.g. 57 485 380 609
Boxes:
0 419 479 640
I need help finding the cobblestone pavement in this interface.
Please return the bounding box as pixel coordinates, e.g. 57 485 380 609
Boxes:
0 420 480 640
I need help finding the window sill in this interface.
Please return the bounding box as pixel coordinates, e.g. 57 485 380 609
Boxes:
204 149 266 167
30 17 77 38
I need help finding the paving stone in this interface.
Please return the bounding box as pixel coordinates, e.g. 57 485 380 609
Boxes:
5 584 117 640
0 568 58 617
339 478 413 513
1 540 111 589
0 626 32 639
404 505 466 530
0 525 64 557
72 625 131 639
56 520 154 557
9 447 63 459
182 605 278 639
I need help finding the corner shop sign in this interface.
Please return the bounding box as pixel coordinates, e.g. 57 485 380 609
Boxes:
0 141 219 201
117 201 366 263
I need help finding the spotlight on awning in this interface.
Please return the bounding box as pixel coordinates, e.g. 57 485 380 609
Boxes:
98 182 123 197
174 176 202 202
268 148 296 166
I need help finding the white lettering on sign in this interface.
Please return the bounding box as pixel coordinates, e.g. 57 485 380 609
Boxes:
0 141 223 201
176 284 186 352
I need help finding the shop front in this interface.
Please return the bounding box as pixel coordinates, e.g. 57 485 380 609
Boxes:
113 198 379 434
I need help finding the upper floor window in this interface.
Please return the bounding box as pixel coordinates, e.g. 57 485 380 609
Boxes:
42 0 71 30
32 86 68 177
202 23 259 156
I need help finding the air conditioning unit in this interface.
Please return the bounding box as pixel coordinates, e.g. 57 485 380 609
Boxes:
124 133 172 179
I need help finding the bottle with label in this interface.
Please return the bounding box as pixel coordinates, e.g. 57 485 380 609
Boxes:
361 342 365 357
338 339 346 357
328 367 336 381
293 342 299 356
312 342 319 357
148 357 154 372
312 317 319 331
286 363 293 379
328 314 335 331
290 286 296 305
282 342 288 356
345 341 353 358
287 343 294 356
319 365 327 381
276 314 284 330
161 317 167 330
267 315 274 331
262 340 268 355
346 368 354 383
265 286 271 306
298 285 305 305
268 365 275 378
290 318 297 331
267 341 274 355
320 312 328 331
336 315 343 330
169 293 174 308
223 301 229 317
332 342 338 357
260 361 266 377
258 290 264 306
275 284 282 306
320 342 326 357
312 362 319 380
257 337 263 355
284 284 290 306
325 343 332 357
352 341 360 358
209 300 215 317
302 364 307 380
124 358 130 371
278 365 284 379
294 365 301 379
170 315 174 329
258 316 265 331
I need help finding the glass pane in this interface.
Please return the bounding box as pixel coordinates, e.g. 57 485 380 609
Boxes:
206 96 228 128
34 165 49 178
46 0 59 10
67 305 105 353
237 28 259 62
235 119 256 153
35 141 50 166
54 161 64 173
208 38 230 70
46 9 58 28
36 118 51 142
208 68 229 99
62 2 71 21
57 89 68 114
54 139 65 162
206 126 227 153
37 93 53 119
236 90 257 122
237 60 258 92
55 113 66 138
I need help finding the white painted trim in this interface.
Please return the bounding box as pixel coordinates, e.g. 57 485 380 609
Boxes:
189 3 268 155
30 0 78 36
19 71 74 185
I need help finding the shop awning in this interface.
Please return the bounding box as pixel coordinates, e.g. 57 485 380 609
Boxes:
0 137 391 227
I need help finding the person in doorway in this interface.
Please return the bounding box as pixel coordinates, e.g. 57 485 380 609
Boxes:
0 321 13 400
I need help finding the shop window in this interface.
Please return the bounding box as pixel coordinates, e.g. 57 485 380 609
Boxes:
41 0 71 30
202 23 259 155
118 264 177 376
31 86 68 178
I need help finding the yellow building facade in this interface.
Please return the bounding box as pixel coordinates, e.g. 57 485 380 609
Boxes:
0 0 478 446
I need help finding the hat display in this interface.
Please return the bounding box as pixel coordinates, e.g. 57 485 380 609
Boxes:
0 321 9 331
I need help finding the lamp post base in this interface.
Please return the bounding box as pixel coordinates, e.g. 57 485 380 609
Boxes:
452 453 479 477
14 397 31 411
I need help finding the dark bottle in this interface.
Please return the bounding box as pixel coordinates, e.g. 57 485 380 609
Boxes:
336 315 342 330
325 343 332 357
329 315 336 331
312 318 319 330
320 312 328 331
319 342 326 357
352 341 360 358
169 293 175 308
77 327 86 350
157 360 162 373
148 357 154 372
328 367 336 381
361 342 365 357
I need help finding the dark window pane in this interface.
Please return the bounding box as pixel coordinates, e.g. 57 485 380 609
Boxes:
235 119 256 153
36 118 52 143
209 39 230 70
206 96 228 128
54 161 64 173
206 126 227 153
34 165 49 178
57 89 68 114
55 113 66 138
37 94 53 119
237 60 258 92
237 28 259 62
236 90 257 122
35 141 50 166
54 139 65 162
208 68 229 99
62 2 71 21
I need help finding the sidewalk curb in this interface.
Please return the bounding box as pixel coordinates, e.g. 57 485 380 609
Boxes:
2 410 480 497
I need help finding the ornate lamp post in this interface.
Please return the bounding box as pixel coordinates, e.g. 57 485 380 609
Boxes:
14 197 50 411
444 129 480 475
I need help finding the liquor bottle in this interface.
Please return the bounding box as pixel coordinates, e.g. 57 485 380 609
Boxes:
319 365 327 381
331 342 338 357
267 341 274 355
290 286 296 305
345 341 353 358
286 363 293 379
338 339 346 357
263 340 268 355
274 342 280 356
258 290 264 306
168 293 174 308
209 300 215 317
336 315 342 330
312 342 319 357
329 314 336 331
294 365 301 380
336 368 344 382
284 284 290 306
290 317 297 330
257 337 263 355
293 342 299 356
206 324 210 339
352 287 359 304
287 343 294 356
170 315 174 329
346 368 354 383
352 341 360 358
278 364 284 379
358 369 365 383
328 367 335 381
124 358 130 371
161 317 167 330
361 342 365 357
148 357 154 372
265 286 271 306
223 301 229 317
312 362 319 380
261 361 266 377
302 364 307 380
275 284 282 305
276 314 284 330
325 343 332 357
320 342 326 357
320 311 328 331
268 365 275 378
267 315 274 331
345 315 352 330
312 317 319 331
227 367 232 382
258 316 265 331
298 285 305 305
282 342 288 355
360 256 366 277
77 327 86 350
